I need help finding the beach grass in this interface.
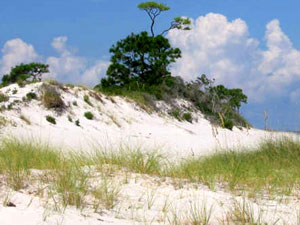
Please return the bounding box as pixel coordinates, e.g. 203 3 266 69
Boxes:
1 136 300 211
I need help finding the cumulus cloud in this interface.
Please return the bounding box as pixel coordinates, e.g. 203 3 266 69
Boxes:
46 36 87 82
0 36 109 86
81 61 110 86
0 38 39 75
168 13 300 102
1 15 299 101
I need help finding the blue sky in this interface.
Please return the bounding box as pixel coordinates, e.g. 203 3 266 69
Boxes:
1 0 300 130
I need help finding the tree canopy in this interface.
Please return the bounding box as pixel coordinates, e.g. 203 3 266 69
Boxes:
138 1 191 36
1 63 49 86
99 32 181 88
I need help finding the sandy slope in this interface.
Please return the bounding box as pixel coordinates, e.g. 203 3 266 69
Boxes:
0 82 295 158
0 82 299 225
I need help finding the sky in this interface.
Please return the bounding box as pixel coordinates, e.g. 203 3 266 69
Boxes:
1 0 300 130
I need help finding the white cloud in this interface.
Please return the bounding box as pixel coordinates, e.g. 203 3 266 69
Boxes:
168 13 300 102
0 36 109 87
0 38 39 75
81 61 109 86
46 36 109 85
1 15 299 101
46 36 86 82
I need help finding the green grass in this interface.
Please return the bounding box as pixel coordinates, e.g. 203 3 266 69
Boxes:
1 137 300 211
169 138 300 194
0 138 62 190
92 148 165 175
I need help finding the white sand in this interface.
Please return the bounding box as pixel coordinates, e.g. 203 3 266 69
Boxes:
0 82 299 224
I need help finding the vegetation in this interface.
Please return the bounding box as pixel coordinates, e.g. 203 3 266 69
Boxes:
138 1 191 36
1 63 49 86
41 84 65 112
84 112 94 120
182 112 192 123
26 92 37 101
46 115 56 124
98 32 181 88
75 119 80 126
0 137 299 223
95 1 248 129
168 138 300 194
20 115 31 125
0 93 9 102
84 95 93 106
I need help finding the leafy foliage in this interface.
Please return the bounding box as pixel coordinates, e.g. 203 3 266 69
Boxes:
46 115 56 124
0 93 9 102
84 112 94 120
26 92 37 101
138 1 191 36
1 63 49 86
99 32 181 88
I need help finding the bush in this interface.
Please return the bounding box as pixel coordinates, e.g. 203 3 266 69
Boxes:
0 93 9 102
26 92 37 101
46 115 56 124
84 112 94 120
84 95 93 106
41 84 65 112
169 108 181 121
182 112 192 123
75 119 80 126
68 115 73 122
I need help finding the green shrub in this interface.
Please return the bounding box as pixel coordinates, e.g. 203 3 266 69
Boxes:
75 119 80 126
26 92 37 100
41 84 65 112
46 115 56 124
169 108 181 121
72 101 78 106
84 112 94 120
0 93 9 102
7 103 13 110
68 115 73 122
12 89 17 94
182 112 192 123
84 95 93 106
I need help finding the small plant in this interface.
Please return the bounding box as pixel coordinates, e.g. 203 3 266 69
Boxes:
66 83 74 88
0 116 8 127
84 112 94 120
46 115 56 125
75 119 80 126
7 103 13 110
91 178 120 210
0 93 9 102
189 201 213 225
72 101 78 106
26 92 37 101
84 95 93 106
169 108 181 121
20 115 31 125
41 84 65 112
68 115 73 122
12 89 18 94
182 112 192 123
